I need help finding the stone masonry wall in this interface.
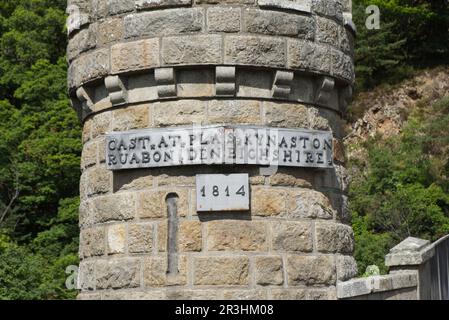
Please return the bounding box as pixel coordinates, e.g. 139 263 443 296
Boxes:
68 0 357 300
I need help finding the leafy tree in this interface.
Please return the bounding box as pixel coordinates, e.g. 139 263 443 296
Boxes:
0 0 80 299
352 0 449 91
353 1 407 91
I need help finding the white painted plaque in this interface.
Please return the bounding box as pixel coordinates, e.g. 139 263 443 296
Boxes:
105 125 333 170
196 174 249 212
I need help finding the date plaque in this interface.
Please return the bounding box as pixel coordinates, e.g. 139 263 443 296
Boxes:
196 174 250 212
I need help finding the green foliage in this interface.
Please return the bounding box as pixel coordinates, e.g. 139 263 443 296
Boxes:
350 97 449 275
353 2 407 91
353 0 449 91
0 0 80 299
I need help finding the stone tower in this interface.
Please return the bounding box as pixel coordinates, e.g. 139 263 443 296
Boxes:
68 0 357 300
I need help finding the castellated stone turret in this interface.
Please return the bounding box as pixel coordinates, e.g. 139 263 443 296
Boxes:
67 0 356 300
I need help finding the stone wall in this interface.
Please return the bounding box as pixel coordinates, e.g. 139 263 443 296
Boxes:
68 0 356 300
337 236 449 300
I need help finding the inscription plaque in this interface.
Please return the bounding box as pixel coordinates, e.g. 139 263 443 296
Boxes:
105 125 333 170
196 174 250 212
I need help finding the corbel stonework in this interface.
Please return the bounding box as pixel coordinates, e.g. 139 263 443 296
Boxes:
315 76 335 106
155 68 177 98
105 75 128 106
76 86 94 119
76 87 94 113
339 85 353 112
272 70 294 99
215 66 236 96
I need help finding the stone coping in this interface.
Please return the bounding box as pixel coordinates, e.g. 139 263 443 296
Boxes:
67 0 352 36
385 236 440 267
336 271 418 299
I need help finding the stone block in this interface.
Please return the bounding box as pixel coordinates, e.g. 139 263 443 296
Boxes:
308 107 332 130
67 25 97 61
208 100 261 124
138 189 189 219
161 35 222 65
268 172 312 188
107 224 126 254
264 101 309 128
136 0 192 10
271 289 307 300
287 255 336 285
272 221 313 252
96 258 141 289
79 200 94 228
124 8 203 38
82 118 92 143
193 256 249 285
331 49 354 82
93 193 136 222
308 288 337 300
316 16 340 47
288 40 331 73
258 0 312 13
97 138 106 164
251 187 286 216
108 0 134 15
165 289 223 300
111 39 160 74
69 49 110 89
336 277 372 299
339 25 353 55
196 0 254 3
179 220 202 252
78 260 95 290
315 222 354 254
97 18 123 45
143 255 187 287
112 104 149 131
80 226 105 258
77 293 101 300
91 0 107 19
86 166 111 196
312 0 344 22
128 223 154 253
91 111 112 139
114 170 154 192
223 290 268 300
102 290 166 300
153 100 206 127
244 9 313 39
208 7 241 33
224 35 285 67
206 220 267 251
337 255 358 281
286 189 335 219
255 256 284 285
81 142 97 169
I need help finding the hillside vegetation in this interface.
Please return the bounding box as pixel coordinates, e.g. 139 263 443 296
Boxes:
348 0 449 275
0 0 79 299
